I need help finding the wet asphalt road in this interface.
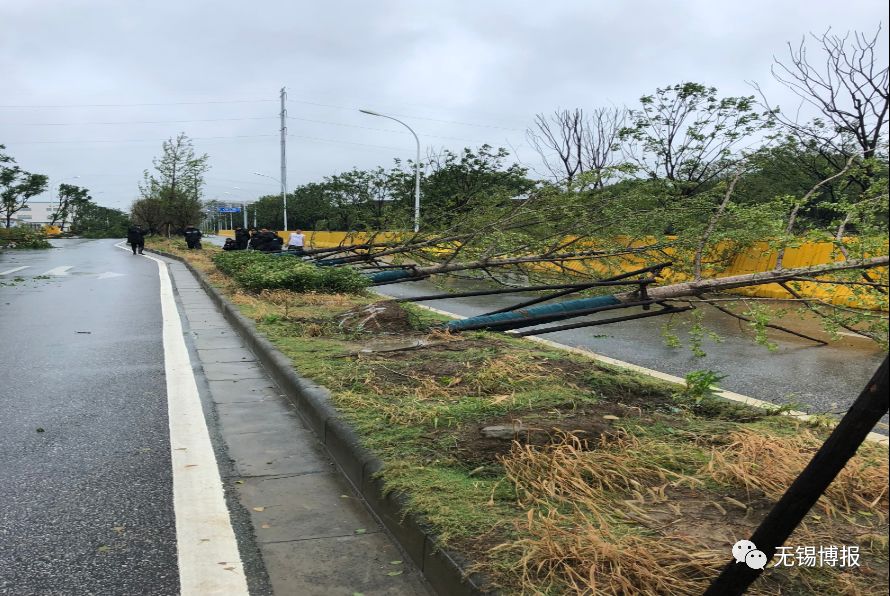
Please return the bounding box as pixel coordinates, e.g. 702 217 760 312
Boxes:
375 277 888 420
0 239 178 595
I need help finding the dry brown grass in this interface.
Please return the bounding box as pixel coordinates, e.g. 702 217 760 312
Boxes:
703 429 890 516
360 351 565 404
493 430 889 595
495 433 722 595
228 287 364 327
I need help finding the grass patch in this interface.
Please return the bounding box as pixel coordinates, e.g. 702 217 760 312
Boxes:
153 236 890 596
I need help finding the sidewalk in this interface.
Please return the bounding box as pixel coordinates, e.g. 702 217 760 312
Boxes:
164 256 431 596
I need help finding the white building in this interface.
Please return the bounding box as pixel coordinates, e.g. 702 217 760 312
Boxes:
12 202 55 228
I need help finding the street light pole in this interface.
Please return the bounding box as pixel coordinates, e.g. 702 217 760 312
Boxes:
280 87 288 232
359 109 421 232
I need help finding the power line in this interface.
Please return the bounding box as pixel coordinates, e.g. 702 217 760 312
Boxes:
0 99 277 109
2 111 491 144
286 115 487 144
383 113 523 132
287 98 524 131
1 96 527 132
287 134 406 152
3 116 278 126
6 132 407 152
6 134 279 145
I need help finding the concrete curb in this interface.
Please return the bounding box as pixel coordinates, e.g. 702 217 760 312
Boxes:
150 249 488 596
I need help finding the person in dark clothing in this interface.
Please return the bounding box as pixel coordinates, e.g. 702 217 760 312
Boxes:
234 226 250 250
127 225 146 255
222 238 238 251
270 231 284 252
262 230 283 252
251 228 282 252
250 228 270 251
247 229 261 250
183 225 203 249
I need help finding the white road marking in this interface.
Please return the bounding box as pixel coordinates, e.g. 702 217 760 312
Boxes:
96 271 126 279
41 266 73 276
0 266 29 276
115 243 249 595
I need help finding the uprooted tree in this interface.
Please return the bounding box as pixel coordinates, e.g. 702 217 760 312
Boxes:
213 35 887 349
301 74 886 344
281 152 887 347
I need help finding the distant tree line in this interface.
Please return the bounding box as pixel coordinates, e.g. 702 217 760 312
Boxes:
212 28 886 243
1 143 128 237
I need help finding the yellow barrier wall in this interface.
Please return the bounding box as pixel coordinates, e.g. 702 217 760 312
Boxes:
218 230 887 310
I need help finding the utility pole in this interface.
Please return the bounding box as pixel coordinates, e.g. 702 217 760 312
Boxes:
280 86 288 232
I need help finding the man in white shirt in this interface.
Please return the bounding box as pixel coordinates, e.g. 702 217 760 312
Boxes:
287 229 307 254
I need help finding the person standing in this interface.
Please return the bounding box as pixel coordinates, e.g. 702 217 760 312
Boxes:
235 226 250 250
183 225 203 249
287 229 307 254
127 224 146 255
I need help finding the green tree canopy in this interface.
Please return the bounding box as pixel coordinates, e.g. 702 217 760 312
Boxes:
0 144 49 228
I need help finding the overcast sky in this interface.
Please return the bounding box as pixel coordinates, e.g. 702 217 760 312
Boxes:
1 0 887 212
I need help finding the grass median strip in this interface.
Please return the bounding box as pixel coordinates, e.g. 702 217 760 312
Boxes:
150 237 889 595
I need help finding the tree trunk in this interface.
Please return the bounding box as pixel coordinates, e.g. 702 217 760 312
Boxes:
636 256 888 302
444 256 888 332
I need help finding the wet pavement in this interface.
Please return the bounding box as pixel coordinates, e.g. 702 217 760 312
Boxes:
166 257 430 596
375 277 887 422
0 239 178 595
0 239 431 595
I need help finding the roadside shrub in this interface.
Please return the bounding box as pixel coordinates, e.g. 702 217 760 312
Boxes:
0 227 52 249
319 265 371 293
212 252 369 294
236 259 323 292
212 251 271 276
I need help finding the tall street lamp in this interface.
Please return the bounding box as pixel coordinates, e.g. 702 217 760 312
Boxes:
253 172 288 231
359 109 421 233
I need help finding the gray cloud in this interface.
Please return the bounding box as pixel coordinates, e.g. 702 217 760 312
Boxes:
1 0 887 210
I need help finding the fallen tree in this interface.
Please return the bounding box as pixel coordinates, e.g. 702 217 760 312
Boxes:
442 256 888 332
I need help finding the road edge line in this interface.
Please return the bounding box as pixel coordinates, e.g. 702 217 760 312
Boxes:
117 242 250 594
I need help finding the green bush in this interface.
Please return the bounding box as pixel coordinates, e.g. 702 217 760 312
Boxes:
212 251 271 276
319 265 373 294
212 252 369 294
0 227 52 249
